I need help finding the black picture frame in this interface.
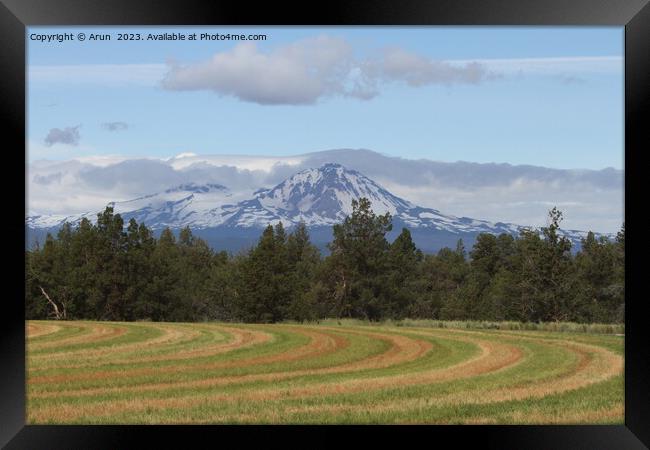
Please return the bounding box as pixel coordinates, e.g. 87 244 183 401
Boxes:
2 0 648 448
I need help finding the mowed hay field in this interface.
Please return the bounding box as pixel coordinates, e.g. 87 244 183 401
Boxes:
26 320 624 424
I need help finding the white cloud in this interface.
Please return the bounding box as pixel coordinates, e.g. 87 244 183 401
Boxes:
161 36 363 105
362 47 491 86
71 154 133 167
171 152 198 159
160 36 493 105
379 178 622 233
166 153 306 172
44 125 81 146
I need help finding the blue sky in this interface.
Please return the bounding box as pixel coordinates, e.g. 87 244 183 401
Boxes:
27 27 623 169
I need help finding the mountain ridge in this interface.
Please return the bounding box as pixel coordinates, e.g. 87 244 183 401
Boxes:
26 162 615 253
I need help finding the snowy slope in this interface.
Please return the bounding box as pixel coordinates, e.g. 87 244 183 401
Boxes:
27 182 233 230
216 163 527 237
217 163 413 228
26 164 613 246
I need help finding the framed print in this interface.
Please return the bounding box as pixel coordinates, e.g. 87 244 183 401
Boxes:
1 0 649 448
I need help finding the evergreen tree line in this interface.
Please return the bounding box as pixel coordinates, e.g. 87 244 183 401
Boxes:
26 199 625 324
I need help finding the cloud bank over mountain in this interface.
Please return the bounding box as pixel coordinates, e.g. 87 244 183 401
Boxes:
27 149 623 233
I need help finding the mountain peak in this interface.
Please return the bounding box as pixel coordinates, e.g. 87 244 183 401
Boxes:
239 163 413 227
164 182 228 194
320 162 345 170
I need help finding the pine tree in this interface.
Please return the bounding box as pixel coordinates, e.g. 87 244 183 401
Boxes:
142 227 179 321
205 252 241 322
328 198 393 320
387 228 422 318
238 224 292 322
285 222 321 322
573 229 623 322
540 207 574 321
510 208 574 322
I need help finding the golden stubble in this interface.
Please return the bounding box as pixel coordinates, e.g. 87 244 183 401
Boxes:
26 322 62 339
26 325 623 424
30 326 432 400
28 329 507 422
28 325 274 385
28 322 129 351
258 334 622 421
28 323 203 369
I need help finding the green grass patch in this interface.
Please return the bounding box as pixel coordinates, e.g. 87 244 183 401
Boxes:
26 320 624 425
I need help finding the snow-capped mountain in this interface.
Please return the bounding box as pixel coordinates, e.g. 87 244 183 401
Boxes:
109 182 234 229
27 182 232 230
213 164 523 236
218 163 414 228
25 163 612 252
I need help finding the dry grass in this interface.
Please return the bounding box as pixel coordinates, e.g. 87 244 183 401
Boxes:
26 321 623 424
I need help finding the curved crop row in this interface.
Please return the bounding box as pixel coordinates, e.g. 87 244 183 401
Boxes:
26 320 623 424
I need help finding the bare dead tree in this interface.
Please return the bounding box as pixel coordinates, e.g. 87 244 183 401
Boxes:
29 260 67 320
38 285 66 320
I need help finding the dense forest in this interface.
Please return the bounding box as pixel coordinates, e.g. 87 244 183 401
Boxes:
25 198 625 324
